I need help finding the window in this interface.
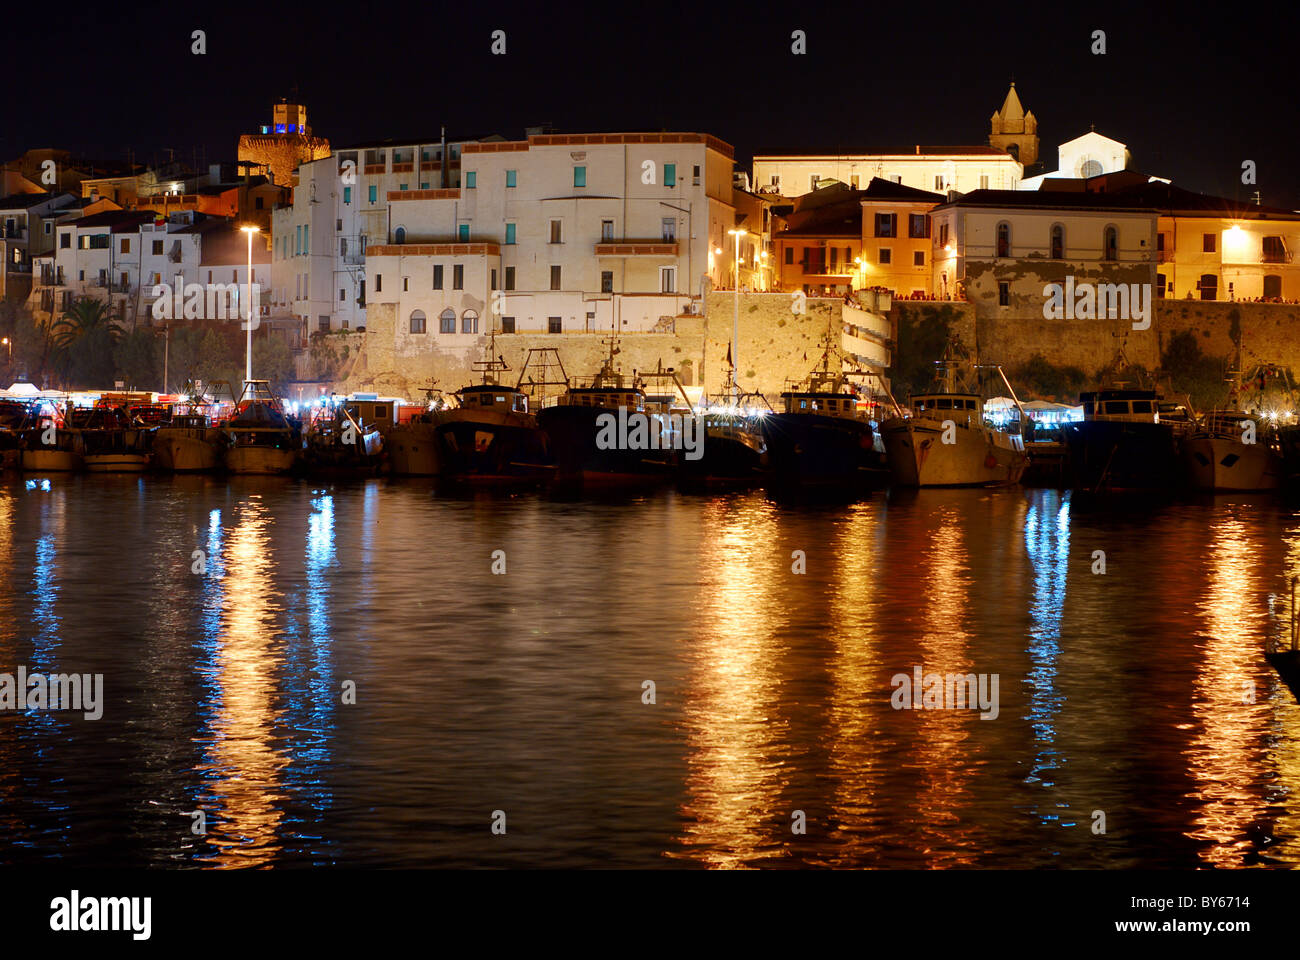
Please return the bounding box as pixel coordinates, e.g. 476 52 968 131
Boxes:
1050 223 1064 259
914 251 925 266
549 220 562 243
980 175 989 190
368 185 377 203
998 282 1010 306
466 171 476 189
501 316 515 333
601 220 614 242
458 224 469 241
601 271 613 293
433 264 444 289
1203 233 1216 253
506 169 517 188
908 214 930 239
319 316 330 332
420 183 429 190
878 249 892 265
1264 275 1282 298
304 225 309 254
491 269 497 290
934 175 945 190
453 264 463 289
996 222 1011 258
375 274 382 292
662 218 676 241
344 186 352 204
120 238 130 254
664 163 676 187
505 222 516 245
1103 226 1118 261
60 233 70 249
1199 274 1218 301
550 265 561 290
875 213 896 238
573 166 586 187
804 247 826 274
394 226 406 244
152 240 163 255
785 247 794 265
693 164 701 185
399 184 408 192
1156 273 1167 298
340 238 347 257
403 276 409 292
410 310 427 334
462 309 479 334
439 308 456 333
660 266 676 294
939 223 950 248
340 288 346 302
1263 236 1288 263
548 316 562 334
850 175 860 189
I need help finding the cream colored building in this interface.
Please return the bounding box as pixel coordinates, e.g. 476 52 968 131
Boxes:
752 146 1021 198
362 132 736 362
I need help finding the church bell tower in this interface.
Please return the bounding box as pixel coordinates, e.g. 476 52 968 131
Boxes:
989 83 1039 167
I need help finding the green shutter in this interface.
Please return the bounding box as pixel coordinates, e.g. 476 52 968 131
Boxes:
368 185 377 203
664 163 676 186
505 223 516 245
506 169 516 188
343 186 351 203
459 224 469 241
467 171 476 189
573 166 586 187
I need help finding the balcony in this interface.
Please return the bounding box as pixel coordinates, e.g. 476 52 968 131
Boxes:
1262 251 1293 264
3 226 25 240
363 164 385 175
595 241 680 257
391 162 414 174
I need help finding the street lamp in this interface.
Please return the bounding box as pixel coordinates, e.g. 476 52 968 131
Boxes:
727 228 744 399
240 225 260 389
1 337 9 364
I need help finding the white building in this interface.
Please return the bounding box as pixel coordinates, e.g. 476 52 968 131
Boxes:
1019 131 1141 190
361 131 737 352
752 146 1023 198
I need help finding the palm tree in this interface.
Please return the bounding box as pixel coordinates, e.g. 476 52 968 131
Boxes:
52 296 121 350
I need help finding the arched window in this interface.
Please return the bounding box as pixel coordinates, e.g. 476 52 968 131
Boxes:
1050 223 1064 260
996 222 1010 258
439 308 456 333
1199 274 1218 301
462 309 479 334
409 309 426 334
1080 159 1102 178
394 226 406 244
1103 226 1118 261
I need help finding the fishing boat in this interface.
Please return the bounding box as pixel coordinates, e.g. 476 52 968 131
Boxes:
301 398 385 479
1183 410 1283 491
152 383 232 473
535 336 676 490
762 332 892 490
1064 386 1189 492
425 329 554 487
387 385 447 477
224 380 300 475
0 398 33 470
71 399 151 472
879 342 1026 488
19 400 81 472
678 358 769 489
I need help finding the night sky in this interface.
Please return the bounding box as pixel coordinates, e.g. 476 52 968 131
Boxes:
10 2 1297 206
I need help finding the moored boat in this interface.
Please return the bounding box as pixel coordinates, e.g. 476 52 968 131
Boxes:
224 381 300 475
301 399 385 479
1064 387 1187 492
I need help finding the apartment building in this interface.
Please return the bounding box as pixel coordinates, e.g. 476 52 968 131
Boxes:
360 131 736 362
0 191 78 298
753 146 1022 199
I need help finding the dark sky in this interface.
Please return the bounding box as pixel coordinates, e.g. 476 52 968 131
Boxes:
9 1 1297 207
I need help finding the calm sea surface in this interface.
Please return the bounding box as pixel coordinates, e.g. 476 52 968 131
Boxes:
1 475 1299 869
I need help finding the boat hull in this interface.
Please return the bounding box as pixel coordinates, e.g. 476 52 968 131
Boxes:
153 429 224 472
678 423 767 488
21 449 82 472
761 413 883 488
1064 420 1179 491
881 417 1026 487
536 406 672 488
84 454 149 473
1182 435 1283 491
226 445 297 475
387 423 442 476
433 410 553 485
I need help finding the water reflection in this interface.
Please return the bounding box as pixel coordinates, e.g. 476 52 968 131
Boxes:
1023 492 1069 801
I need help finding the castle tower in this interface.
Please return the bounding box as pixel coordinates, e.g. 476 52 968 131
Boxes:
988 83 1038 167
237 99 331 187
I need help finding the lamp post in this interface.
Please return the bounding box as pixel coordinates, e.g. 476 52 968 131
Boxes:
1 337 10 365
727 228 744 399
239 225 260 389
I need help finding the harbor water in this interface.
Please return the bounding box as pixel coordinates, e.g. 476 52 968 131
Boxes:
2 475 1300 868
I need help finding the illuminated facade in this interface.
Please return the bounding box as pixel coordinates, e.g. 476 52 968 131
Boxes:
237 100 330 188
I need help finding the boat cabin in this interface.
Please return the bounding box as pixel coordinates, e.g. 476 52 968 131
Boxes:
457 384 530 414
910 393 984 424
1079 389 1159 423
779 390 871 420
343 395 403 434
558 386 646 411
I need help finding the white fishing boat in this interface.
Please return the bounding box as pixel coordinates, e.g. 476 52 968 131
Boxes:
1183 411 1283 491
880 344 1027 487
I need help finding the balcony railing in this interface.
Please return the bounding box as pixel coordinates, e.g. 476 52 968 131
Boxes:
594 240 679 256
3 226 25 240
1262 251 1293 264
